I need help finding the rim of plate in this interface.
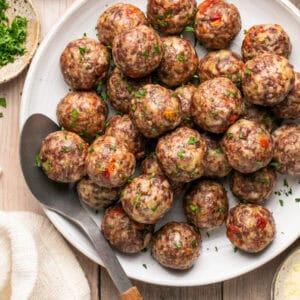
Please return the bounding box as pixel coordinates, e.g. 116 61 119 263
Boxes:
19 0 300 286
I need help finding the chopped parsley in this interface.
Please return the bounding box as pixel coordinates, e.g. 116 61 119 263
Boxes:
245 69 252 75
106 45 112 50
215 147 223 154
60 146 72 153
295 198 300 203
189 204 198 213
70 108 78 127
133 192 142 208
243 29 247 34
211 110 218 116
269 161 279 168
191 239 197 248
184 26 194 32
109 145 116 151
206 232 210 238
95 81 103 95
279 199 284 207
135 89 147 98
188 136 199 145
218 207 224 213
143 51 149 58
35 154 41 167
0 112 3 118
177 54 187 62
153 45 160 54
165 9 172 18
283 178 289 187
215 246 218 252
174 241 183 249
0 97 6 108
234 247 238 253
142 264 147 269
177 150 185 158
89 147 94 153
227 132 233 138
255 177 269 185
44 160 51 171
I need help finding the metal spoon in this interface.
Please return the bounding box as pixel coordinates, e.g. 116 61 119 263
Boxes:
19 113 143 300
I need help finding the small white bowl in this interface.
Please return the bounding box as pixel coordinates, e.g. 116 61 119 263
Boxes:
0 0 40 84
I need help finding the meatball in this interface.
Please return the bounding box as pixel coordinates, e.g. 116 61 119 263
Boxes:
226 204 276 253
174 84 197 128
203 134 232 178
96 3 148 46
39 131 88 183
60 38 110 90
242 53 295 106
130 84 182 138
105 114 146 159
231 167 277 204
56 92 108 139
112 25 163 79
221 119 274 173
272 124 300 175
121 174 173 224
107 67 151 114
242 102 276 132
86 135 135 188
273 72 300 119
198 50 244 87
157 37 198 87
101 204 154 253
151 222 201 270
77 177 120 209
156 127 207 183
194 0 241 49
191 77 243 134
184 180 228 230
242 24 292 61
147 0 196 34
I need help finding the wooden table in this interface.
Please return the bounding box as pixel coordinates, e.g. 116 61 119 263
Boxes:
0 0 299 299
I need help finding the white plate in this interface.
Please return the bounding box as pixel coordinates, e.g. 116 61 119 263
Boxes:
20 0 300 286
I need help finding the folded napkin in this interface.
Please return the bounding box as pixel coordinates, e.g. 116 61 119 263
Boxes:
0 211 91 300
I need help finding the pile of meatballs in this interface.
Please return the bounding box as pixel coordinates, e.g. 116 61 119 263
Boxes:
37 0 300 271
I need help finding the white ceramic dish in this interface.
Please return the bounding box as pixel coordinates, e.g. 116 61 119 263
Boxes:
20 0 300 286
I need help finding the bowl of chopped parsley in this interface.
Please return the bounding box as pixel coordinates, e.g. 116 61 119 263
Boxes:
0 0 40 84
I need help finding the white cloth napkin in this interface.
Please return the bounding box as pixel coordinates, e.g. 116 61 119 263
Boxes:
0 211 91 300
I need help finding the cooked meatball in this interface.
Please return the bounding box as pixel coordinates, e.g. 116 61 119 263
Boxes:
242 53 295 106
96 4 148 46
86 135 136 188
107 67 151 114
156 127 207 183
147 0 196 34
273 72 300 119
226 204 276 253
56 92 108 139
101 204 153 253
242 102 276 132
77 177 120 209
130 84 182 138
191 77 243 134
174 84 197 128
184 180 228 230
221 119 274 173
105 114 146 159
198 50 244 87
231 168 277 204
39 131 88 183
242 24 292 61
151 222 201 270
157 37 198 87
272 124 300 175
60 38 110 90
121 174 173 224
112 25 163 79
194 0 241 49
203 134 232 178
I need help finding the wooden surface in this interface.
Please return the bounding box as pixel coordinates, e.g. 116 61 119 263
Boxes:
0 1 299 299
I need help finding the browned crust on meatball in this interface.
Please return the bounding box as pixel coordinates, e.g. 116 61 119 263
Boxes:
191 77 243 134
56 92 108 139
198 50 244 87
151 222 201 270
226 204 276 253
231 167 277 204
156 127 207 183
97 4 148 46
112 25 163 79
107 67 151 114
242 53 295 106
273 72 300 119
157 37 198 87
121 174 173 224
105 114 146 159
194 0 241 49
130 84 182 138
86 135 136 188
101 204 154 253
39 131 88 183
147 0 197 34
60 38 110 90
242 24 292 61
184 180 228 230
203 134 232 178
77 177 120 209
221 119 274 174
272 124 300 175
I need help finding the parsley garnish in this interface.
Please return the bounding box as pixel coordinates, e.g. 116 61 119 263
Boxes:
44 160 51 171
0 97 6 108
189 204 198 213
143 51 149 58
60 146 72 153
215 147 223 154
70 108 78 127
177 54 187 62
191 239 197 248
135 89 147 98
133 192 142 208
174 241 183 249
184 26 194 32
153 45 160 54
177 150 185 158
142 264 148 269
188 136 199 145
279 199 284 207
245 69 252 75
35 154 41 167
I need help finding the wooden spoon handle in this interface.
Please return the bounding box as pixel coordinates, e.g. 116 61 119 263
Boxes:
120 286 143 300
